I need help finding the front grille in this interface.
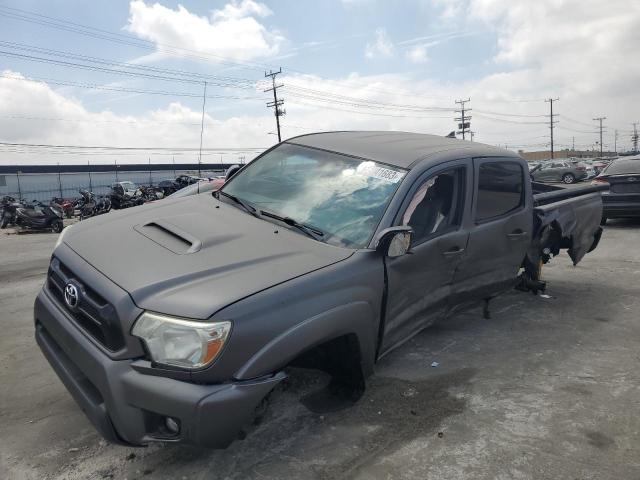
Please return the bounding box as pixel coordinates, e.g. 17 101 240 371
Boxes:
47 257 125 351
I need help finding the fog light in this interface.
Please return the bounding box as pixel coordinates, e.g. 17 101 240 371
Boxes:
165 417 180 434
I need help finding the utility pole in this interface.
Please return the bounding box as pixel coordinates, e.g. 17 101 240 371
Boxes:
614 129 618 154
198 81 207 177
16 171 21 200
57 162 63 198
572 136 575 152
88 160 93 191
544 98 559 159
593 116 606 158
454 98 471 140
148 157 152 186
265 68 285 142
172 156 176 178
632 122 639 154
114 159 118 182
470 130 475 142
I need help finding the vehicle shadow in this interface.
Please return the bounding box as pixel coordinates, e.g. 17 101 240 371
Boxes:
109 367 476 480
603 218 640 229
60 269 620 480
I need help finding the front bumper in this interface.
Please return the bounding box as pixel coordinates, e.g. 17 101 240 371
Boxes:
35 289 285 448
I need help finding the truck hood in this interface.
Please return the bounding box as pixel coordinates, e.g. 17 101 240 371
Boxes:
62 194 353 319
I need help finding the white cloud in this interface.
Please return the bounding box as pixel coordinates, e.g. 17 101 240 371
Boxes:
125 0 284 62
0 71 274 165
405 45 428 63
365 28 394 59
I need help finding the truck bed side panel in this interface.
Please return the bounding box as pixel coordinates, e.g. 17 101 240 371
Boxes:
532 192 603 266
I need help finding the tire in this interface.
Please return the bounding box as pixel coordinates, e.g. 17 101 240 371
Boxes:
600 216 608 226
562 173 575 184
0 217 7 229
51 219 63 233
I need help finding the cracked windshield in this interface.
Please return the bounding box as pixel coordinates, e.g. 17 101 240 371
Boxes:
221 143 406 248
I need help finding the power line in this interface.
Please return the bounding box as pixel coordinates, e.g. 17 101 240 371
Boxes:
0 73 262 100
0 5 270 73
0 50 257 88
0 41 256 86
0 141 265 151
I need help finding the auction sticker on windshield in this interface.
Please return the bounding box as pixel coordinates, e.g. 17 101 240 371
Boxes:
355 161 406 183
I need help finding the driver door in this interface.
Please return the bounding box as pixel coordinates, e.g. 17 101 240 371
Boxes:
380 160 471 355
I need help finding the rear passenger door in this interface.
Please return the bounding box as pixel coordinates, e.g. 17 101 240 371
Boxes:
450 158 532 310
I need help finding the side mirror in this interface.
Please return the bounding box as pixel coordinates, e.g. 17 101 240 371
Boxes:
374 226 413 258
225 164 241 180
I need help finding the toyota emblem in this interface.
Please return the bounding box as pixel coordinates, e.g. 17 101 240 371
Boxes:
64 283 79 309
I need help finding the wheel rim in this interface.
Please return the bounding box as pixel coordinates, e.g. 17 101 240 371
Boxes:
563 174 574 184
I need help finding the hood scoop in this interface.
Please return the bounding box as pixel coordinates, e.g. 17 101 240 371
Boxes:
134 220 202 254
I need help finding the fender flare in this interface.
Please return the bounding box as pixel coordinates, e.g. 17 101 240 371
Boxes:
233 301 376 381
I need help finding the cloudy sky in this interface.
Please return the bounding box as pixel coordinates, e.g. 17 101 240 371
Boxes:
0 0 639 164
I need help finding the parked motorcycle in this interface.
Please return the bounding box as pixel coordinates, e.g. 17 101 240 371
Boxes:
14 203 64 233
77 189 97 220
51 197 75 219
138 185 164 201
95 195 112 214
0 196 20 229
110 183 144 209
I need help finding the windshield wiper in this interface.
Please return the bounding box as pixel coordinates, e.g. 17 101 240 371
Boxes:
219 191 261 218
260 210 324 241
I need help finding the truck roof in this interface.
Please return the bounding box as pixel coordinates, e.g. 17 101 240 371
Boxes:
286 131 519 169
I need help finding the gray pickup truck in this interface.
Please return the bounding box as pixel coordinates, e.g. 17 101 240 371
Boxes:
35 132 605 448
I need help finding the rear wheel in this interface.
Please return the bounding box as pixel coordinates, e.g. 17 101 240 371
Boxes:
562 173 576 184
51 219 63 233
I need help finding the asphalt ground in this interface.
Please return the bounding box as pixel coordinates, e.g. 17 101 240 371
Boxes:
1 215 639 480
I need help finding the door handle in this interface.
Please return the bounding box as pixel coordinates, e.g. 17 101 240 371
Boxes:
442 246 465 257
507 229 527 239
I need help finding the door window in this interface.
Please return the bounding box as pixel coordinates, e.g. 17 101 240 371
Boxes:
475 161 524 221
402 168 464 244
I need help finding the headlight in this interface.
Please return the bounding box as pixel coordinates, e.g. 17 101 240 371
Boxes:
54 223 72 249
131 312 231 369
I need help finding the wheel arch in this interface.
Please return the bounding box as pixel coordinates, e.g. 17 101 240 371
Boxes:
233 301 376 381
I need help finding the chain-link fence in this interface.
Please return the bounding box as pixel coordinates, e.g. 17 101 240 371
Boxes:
0 168 227 202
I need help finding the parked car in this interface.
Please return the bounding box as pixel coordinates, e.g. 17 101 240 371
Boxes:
592 155 640 223
157 179 179 196
167 177 226 199
175 174 206 189
530 160 587 184
35 132 604 449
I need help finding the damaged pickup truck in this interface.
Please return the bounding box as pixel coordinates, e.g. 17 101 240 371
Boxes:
35 132 605 448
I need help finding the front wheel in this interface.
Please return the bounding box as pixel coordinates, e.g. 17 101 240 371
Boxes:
562 173 575 184
51 219 63 233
